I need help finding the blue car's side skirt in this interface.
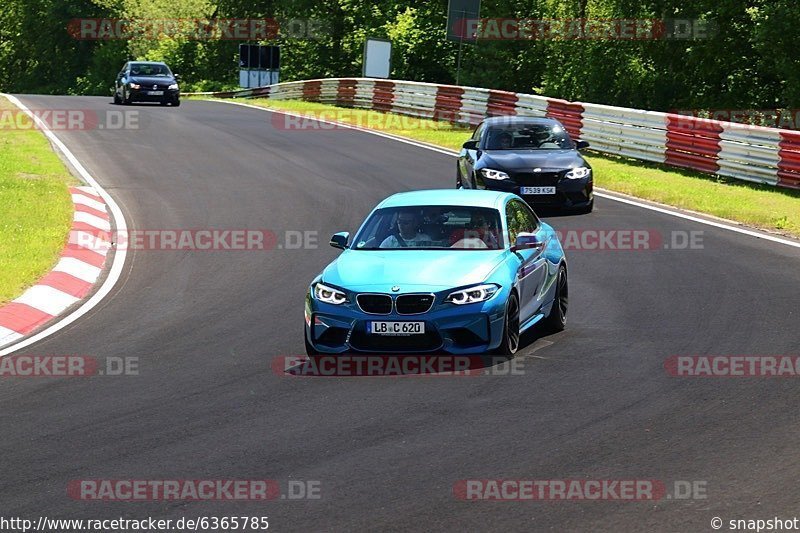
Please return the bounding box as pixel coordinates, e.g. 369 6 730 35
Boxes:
519 312 545 334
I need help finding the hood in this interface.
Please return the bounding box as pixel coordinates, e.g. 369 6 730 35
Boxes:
130 76 176 85
322 249 506 292
480 149 586 171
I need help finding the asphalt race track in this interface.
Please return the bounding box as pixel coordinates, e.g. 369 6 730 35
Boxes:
3 95 800 532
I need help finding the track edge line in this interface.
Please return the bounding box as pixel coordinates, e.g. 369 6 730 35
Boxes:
205 98 800 250
0 94 130 356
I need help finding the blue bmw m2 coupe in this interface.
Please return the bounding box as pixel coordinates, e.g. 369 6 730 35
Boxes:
304 190 568 355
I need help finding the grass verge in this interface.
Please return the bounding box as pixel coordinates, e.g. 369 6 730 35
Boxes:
0 96 76 305
203 97 800 239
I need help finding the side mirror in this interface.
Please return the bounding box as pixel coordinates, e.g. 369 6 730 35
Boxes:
329 231 349 250
462 140 478 150
511 232 544 252
575 140 590 150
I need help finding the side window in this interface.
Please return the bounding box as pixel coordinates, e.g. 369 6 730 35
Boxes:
472 123 484 141
506 200 537 245
506 201 522 244
518 201 540 233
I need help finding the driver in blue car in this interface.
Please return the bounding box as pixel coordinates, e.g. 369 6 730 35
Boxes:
380 210 431 248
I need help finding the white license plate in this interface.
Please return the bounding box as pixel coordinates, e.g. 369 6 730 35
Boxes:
521 186 556 195
147 90 164 96
368 321 425 336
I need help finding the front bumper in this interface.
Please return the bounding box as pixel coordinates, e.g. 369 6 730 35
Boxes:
128 87 180 102
520 182 593 209
480 174 593 209
305 291 508 355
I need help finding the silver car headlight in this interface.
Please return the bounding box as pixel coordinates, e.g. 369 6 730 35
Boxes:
168 83 179 90
564 167 591 179
480 169 510 181
446 284 499 305
129 83 141 89
314 282 347 305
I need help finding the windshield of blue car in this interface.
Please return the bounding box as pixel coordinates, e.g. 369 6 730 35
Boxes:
352 206 505 250
130 63 172 77
484 124 572 150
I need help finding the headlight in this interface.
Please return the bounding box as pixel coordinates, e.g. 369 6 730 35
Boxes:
314 282 347 305
129 83 141 89
564 167 591 179
168 83 179 90
446 284 499 305
480 169 510 181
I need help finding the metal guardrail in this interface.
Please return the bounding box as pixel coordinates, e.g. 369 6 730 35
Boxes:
191 78 800 190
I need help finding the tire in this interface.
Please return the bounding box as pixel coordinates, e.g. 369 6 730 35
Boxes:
122 89 131 105
173 98 181 107
113 91 121 105
304 326 319 356
542 264 568 333
493 291 520 356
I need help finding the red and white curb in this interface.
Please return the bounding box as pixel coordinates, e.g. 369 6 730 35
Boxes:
0 93 128 356
0 186 111 348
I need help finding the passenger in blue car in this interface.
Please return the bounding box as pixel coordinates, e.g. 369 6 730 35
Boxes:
449 212 500 249
379 210 431 248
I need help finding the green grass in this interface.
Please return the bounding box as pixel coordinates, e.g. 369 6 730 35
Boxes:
0 96 76 305
204 97 800 239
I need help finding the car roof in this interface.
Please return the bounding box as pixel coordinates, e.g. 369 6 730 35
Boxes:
130 61 168 66
377 189 515 210
481 116 560 127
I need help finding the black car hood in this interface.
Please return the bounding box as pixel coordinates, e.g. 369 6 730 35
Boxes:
130 76 176 85
480 149 586 171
